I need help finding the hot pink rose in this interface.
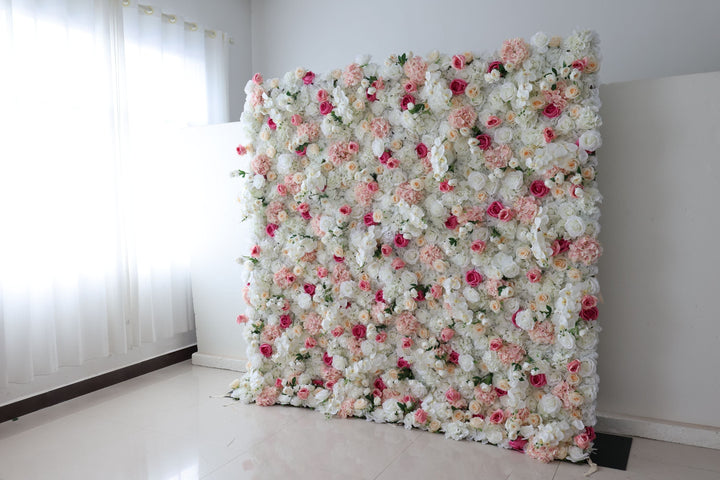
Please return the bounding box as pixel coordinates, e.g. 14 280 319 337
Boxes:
575 432 592 450
451 54 466 70
250 245 261 258
416 143 428 158
259 343 273 358
543 103 562 118
400 94 415 111
487 61 503 74
526 268 542 283
236 144 247 155
580 306 599 321
319 101 333 115
364 212 378 226
543 127 556 143
470 240 486 253
529 373 547 388
465 269 483 287
279 314 293 329
394 233 409 248
397 357 411 369
375 290 385 303
445 215 459 229
449 78 468 95
381 244 393 256
439 180 454 192
266 223 278 237
303 71 315 85
486 201 503 218
489 408 506 424
509 438 528 451
303 283 316 296
267 118 277 130
440 328 455 342
352 324 367 339
339 205 352 216
476 134 492 150
551 238 571 256
322 352 333 366
236 314 248 324
489 338 503 351
530 180 550 198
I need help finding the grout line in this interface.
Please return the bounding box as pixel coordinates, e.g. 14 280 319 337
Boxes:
370 429 422 480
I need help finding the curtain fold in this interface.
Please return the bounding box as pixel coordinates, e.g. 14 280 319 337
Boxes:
0 0 229 387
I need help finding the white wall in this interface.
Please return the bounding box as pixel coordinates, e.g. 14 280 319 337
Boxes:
153 0 252 121
250 0 720 86
597 71 720 430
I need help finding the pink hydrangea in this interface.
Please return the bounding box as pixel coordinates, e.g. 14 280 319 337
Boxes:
343 63 363 87
484 144 512 169
500 37 529 66
395 182 424 205
266 201 284 223
395 311 419 335
261 324 282 343
448 105 477 129
296 122 320 142
528 321 555 344
403 56 428 85
303 312 323 335
568 236 603 265
369 117 391 138
513 196 539 224
251 154 271 176
419 245 443 266
332 263 352 284
328 141 355 165
354 182 378 206
474 386 498 406
273 266 295 288
498 343 526 365
256 386 279 406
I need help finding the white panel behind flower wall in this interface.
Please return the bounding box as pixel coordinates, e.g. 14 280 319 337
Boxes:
183 122 251 370
596 71 720 431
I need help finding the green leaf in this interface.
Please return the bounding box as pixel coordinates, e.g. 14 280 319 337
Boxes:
409 103 425 114
232 169 247 178
491 227 501 238
398 367 415 381
497 285 507 295
449 238 458 247
473 372 493 386
330 110 343 124
398 53 407 66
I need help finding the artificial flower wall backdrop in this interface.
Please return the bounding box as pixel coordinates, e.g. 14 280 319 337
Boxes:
231 30 602 463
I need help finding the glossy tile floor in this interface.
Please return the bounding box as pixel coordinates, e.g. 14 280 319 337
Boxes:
1 362 719 480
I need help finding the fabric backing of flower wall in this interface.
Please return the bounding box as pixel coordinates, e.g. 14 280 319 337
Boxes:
231 30 603 463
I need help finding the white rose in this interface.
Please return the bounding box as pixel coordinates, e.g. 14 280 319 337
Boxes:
503 170 523 191
538 394 562 415
332 356 347 370
315 389 330 402
531 32 549 52
493 126 513 144
567 446 588 462
557 329 576 349
564 215 586 238
276 154 294 174
297 292 312 309
252 174 266 189
458 354 475 372
463 287 480 303
578 130 602 152
515 310 535 331
468 171 487 191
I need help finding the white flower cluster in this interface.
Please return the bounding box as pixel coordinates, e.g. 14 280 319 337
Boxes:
233 30 603 463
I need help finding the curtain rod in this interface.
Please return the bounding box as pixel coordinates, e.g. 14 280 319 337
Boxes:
122 1 235 44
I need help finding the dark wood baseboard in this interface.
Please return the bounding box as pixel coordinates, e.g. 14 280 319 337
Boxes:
0 344 197 424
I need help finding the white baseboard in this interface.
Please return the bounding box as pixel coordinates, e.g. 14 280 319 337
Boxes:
597 411 720 450
191 353 246 372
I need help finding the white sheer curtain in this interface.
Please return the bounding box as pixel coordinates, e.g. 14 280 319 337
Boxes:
0 0 229 387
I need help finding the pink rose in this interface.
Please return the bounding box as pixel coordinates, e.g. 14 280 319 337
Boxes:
303 71 315 85
575 433 592 450
530 180 550 198
470 240 486 253
267 118 277 130
331 327 344 338
449 78 468 95
319 101 333 115
451 54 466 70
266 223 278 237
250 245 261 258
386 157 399 169
252 73 263 85
394 233 409 248
581 295 598 309
543 127 556 143
392 258 405 270
543 103 562 118
476 134 492 150
259 343 273 358
290 114 303 126
339 205 352 216
486 201 503 218
317 89 328 102
364 212 378 226
317 266 328 278
580 306 599 321
567 359 582 373
485 115 502 128
416 143 428 158
572 58 587 71
304 337 316 349
465 269 483 287
323 352 333 366
352 324 367 339
445 215 459 230
236 144 247 155
381 244 393 256
551 238 571 256
414 408 428 424
401 337 413 349
489 338 503 351
430 284 443 299
397 357 411 369
236 314 248 324
297 387 310 400
375 290 385 303
279 314 293 329
367 181 379 192
375 332 387 343
440 328 455 342
526 268 542 283
445 388 465 408
303 283 316 296
400 94 415 111
498 208 515 222
489 408 506 424
403 80 417 93
439 180 454 192
277 184 287 196
358 279 371 291
487 61 503 74
529 373 547 388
